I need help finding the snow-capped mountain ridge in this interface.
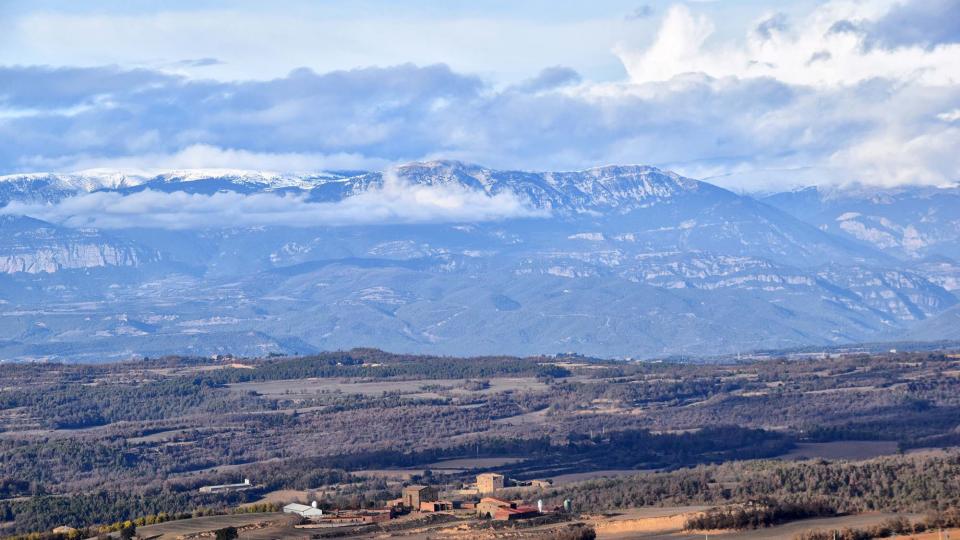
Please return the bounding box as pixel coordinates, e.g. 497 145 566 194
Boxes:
319 160 716 213
1 161 713 213
1 162 959 360
145 168 343 189
0 170 146 191
0 168 350 204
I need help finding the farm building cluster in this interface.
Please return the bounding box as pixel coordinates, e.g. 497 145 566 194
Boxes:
283 500 394 525
281 472 562 528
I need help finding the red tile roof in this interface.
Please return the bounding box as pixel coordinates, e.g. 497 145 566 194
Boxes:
480 497 513 505
496 506 539 516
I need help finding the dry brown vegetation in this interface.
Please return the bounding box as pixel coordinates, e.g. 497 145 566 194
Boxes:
1 349 960 536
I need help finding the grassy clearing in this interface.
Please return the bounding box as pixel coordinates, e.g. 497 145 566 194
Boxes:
126 428 201 444
228 376 547 397
550 470 644 485
425 456 527 469
492 408 550 426
779 441 900 461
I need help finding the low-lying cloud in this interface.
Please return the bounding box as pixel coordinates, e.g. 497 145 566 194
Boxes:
0 173 547 229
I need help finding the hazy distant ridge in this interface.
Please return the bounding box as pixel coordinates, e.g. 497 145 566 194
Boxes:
0 161 957 361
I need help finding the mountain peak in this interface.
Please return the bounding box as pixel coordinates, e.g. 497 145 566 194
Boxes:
582 163 661 174
399 159 484 171
384 161 718 213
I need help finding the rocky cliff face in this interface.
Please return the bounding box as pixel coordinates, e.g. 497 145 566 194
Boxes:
0 244 144 274
0 215 152 274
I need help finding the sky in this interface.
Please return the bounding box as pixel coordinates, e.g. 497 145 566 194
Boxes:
1 0 959 191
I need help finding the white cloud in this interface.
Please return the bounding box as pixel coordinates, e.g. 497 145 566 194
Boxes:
614 5 716 84
830 126 960 187
602 1 960 188
29 144 389 174
616 2 960 87
938 109 960 123
0 169 547 229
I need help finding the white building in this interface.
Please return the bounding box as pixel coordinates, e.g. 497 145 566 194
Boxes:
284 501 324 518
199 478 253 494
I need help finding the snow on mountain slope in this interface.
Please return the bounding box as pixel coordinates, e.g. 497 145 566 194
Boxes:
306 160 720 213
0 169 347 203
0 172 145 205
120 169 346 194
0 162 958 360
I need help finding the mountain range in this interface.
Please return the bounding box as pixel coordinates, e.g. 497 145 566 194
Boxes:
0 161 958 361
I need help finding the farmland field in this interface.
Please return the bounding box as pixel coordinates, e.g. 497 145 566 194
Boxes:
595 512 916 539
134 513 285 540
703 513 917 539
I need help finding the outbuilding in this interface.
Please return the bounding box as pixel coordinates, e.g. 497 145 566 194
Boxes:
476 496 515 518
199 478 254 494
402 485 438 510
493 505 541 521
477 473 505 494
283 501 324 518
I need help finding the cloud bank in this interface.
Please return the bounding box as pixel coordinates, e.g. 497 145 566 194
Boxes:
0 172 547 229
50 144 389 174
616 2 960 87
0 0 958 190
